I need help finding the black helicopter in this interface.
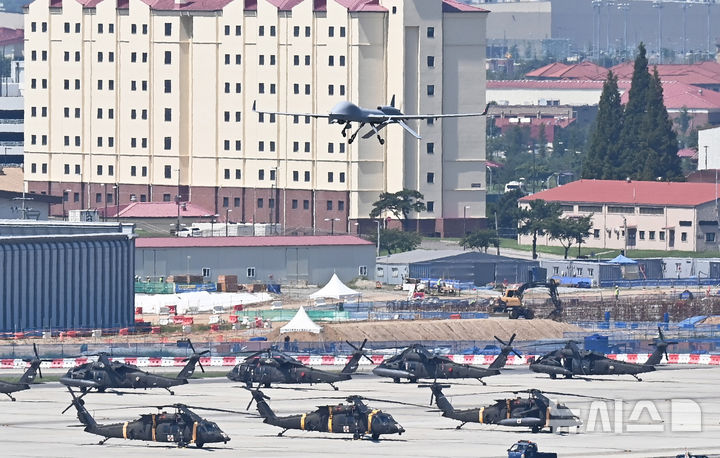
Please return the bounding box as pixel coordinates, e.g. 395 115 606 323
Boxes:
372 334 520 384
422 383 583 433
246 388 406 440
530 327 677 381
0 343 49 401
226 340 372 390
64 388 232 448
59 339 210 394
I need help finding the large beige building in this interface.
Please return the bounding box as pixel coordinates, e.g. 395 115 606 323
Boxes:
519 180 720 253
23 0 488 236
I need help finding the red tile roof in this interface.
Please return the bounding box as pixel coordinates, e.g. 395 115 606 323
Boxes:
519 179 720 207
333 0 386 12
620 80 720 110
0 28 23 47
677 148 698 159
135 235 374 248
442 0 488 12
526 61 607 80
105 201 215 218
488 80 608 90
610 61 720 86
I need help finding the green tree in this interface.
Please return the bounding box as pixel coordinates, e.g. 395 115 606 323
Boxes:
369 189 426 231
517 200 562 259
460 229 500 253
640 68 681 181
486 189 524 236
617 43 651 179
367 229 421 255
584 71 623 179
548 215 593 259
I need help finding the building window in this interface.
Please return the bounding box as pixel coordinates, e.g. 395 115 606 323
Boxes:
427 201 434 212
224 140 230 151
165 51 171 64
270 25 276 36
340 56 345 66
132 24 137 34
75 164 81 174
328 26 334 37
234 197 240 207
340 172 345 183
303 200 309 210
257 198 263 208
292 170 300 181
649 231 656 240
164 22 172 36
328 85 334 96
64 163 70 173
165 108 172 121
259 26 264 36
326 200 333 211
427 143 434 154
96 193 102 203
639 231 645 240
258 169 265 180
164 80 171 93
427 172 435 183
594 229 600 239
269 169 276 181
224 168 230 179
681 232 688 242
164 165 172 179
236 25 241 35
304 171 310 182
707 233 716 242
247 267 256 278
427 26 435 38
427 85 435 96
222 197 229 207
235 140 241 151
131 166 137 176
292 199 298 209
236 54 241 65
305 55 310 65
340 26 346 37
41 163 47 174
224 25 229 35
270 55 275 65
427 56 435 67
328 172 334 183
235 169 241 179
269 198 275 209
329 56 334 66
338 200 345 211
259 141 265 152
164 137 171 150
142 166 147 176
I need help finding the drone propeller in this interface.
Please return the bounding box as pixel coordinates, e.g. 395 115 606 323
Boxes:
494 333 522 358
650 326 678 362
62 387 88 415
417 381 451 405
346 339 374 365
180 339 211 373
242 387 271 411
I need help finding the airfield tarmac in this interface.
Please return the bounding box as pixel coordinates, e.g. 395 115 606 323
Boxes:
1 366 719 458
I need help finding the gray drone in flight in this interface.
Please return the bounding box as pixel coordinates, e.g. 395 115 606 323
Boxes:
252 97 490 145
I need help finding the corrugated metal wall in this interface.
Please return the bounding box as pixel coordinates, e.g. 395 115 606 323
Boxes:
0 236 134 332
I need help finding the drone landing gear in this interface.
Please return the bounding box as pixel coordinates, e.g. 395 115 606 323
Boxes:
341 122 351 137
165 388 175 395
455 422 467 430
478 378 487 386
4 393 16 401
329 383 339 391
277 429 288 437
347 123 366 144
368 123 385 145
631 374 642 382
98 437 111 445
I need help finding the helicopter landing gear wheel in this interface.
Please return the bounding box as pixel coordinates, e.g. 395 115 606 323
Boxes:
393 378 400 384
531 426 540 434
196 442 204 448
550 374 556 379
371 433 380 440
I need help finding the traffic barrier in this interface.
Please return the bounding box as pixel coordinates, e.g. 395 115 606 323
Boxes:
1 353 718 369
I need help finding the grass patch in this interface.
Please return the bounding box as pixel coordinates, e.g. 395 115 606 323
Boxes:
499 238 719 259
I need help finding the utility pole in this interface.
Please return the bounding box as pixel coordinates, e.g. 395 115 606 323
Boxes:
374 220 381 257
494 211 500 256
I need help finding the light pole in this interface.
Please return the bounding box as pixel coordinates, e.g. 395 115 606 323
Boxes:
374 220 381 257
62 188 71 221
103 183 108 222
186 255 191 275
463 205 470 238
113 184 119 223
324 217 339 235
225 208 232 236
175 193 182 236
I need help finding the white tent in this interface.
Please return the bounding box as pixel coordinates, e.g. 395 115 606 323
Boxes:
309 273 361 300
280 306 323 334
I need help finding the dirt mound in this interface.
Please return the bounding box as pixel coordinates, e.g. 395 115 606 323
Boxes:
263 318 583 343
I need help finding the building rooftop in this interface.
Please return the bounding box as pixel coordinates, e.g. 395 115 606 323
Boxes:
135 235 374 248
105 201 215 219
526 61 607 80
519 179 720 207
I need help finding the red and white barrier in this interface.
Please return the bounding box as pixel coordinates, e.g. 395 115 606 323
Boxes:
0 353 719 369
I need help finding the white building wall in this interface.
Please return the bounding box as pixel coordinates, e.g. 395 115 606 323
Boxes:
697 126 720 170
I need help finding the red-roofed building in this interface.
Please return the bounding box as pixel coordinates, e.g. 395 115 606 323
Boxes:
134 235 376 284
518 180 720 252
99 201 216 235
526 61 608 81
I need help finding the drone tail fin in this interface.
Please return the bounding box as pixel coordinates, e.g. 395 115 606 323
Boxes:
18 360 41 384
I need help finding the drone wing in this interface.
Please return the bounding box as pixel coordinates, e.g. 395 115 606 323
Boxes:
380 103 490 121
252 100 330 118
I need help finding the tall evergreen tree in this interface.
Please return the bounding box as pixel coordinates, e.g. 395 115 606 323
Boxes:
583 71 623 179
617 43 651 179
641 68 681 180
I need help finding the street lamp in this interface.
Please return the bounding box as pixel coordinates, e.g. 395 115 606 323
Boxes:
186 255 191 275
374 220 381 257
463 205 470 237
113 184 119 223
175 193 182 236
324 217 340 235
103 183 108 222
225 208 232 237
62 188 71 221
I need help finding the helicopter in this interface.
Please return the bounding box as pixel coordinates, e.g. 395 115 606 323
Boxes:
63 388 233 448
0 343 49 401
246 388 406 440
529 327 677 381
372 334 520 384
59 339 210 394
421 383 584 433
226 340 373 390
